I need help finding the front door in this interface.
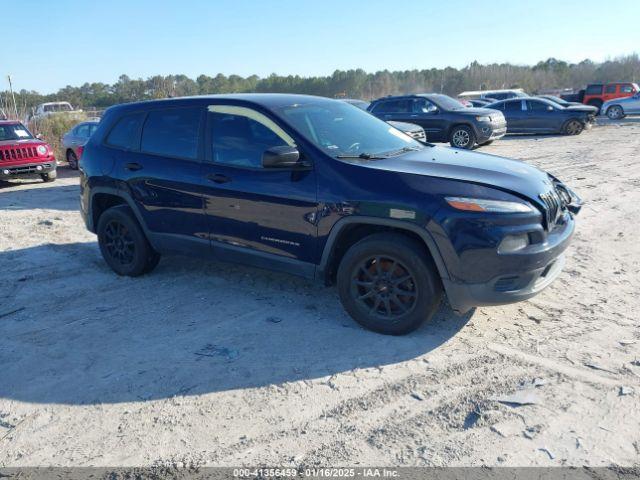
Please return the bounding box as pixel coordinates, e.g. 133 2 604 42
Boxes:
410 98 445 141
201 104 319 276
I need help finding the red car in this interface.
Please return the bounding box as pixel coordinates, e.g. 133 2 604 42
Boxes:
583 82 639 111
0 120 57 182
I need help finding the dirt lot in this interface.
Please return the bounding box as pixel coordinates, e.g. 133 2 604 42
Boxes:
1 119 639 468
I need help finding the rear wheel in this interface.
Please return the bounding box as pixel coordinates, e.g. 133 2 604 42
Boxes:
41 170 57 182
564 119 584 136
66 150 79 169
606 105 625 120
97 205 160 276
449 125 476 149
337 233 442 335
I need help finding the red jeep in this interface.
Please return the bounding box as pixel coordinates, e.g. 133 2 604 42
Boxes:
0 120 57 182
582 82 639 112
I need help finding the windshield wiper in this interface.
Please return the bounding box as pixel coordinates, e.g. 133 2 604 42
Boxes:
379 146 423 157
336 152 387 159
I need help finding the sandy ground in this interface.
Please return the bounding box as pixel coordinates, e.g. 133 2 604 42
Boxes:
0 119 639 468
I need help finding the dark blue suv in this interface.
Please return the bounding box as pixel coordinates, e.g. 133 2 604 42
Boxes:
80 94 581 335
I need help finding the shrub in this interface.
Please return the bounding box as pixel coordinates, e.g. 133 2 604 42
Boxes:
28 113 88 161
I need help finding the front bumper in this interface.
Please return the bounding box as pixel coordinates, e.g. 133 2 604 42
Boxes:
442 213 575 313
476 123 507 143
0 161 56 179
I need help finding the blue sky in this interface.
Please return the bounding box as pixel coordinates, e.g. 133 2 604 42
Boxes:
4 0 639 93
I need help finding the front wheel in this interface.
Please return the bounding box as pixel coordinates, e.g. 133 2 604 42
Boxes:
41 170 57 182
606 105 625 120
564 120 584 136
337 233 442 335
97 205 160 276
449 126 476 149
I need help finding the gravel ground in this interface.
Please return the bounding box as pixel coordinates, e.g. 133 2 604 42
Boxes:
0 119 639 468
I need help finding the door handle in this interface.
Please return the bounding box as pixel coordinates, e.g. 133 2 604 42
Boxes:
207 173 231 184
125 162 143 171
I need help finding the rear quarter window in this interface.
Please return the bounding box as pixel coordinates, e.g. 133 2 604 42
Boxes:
105 113 146 150
141 107 202 159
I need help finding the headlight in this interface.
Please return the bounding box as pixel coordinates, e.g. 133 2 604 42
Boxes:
36 145 48 156
445 196 534 213
476 115 491 122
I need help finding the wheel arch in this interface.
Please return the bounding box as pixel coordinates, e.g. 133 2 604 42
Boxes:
88 188 146 234
318 217 450 285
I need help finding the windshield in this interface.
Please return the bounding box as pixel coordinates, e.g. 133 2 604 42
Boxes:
275 101 424 158
44 103 73 113
0 123 34 141
426 94 466 111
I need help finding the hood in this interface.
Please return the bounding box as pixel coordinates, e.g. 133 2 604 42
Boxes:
351 146 553 204
564 105 597 113
0 138 47 147
388 121 422 132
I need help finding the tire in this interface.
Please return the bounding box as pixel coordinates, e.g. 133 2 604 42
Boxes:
563 119 584 136
449 125 476 149
481 140 494 146
587 99 602 115
66 150 79 169
606 105 625 120
97 205 160 276
337 233 442 335
41 170 57 182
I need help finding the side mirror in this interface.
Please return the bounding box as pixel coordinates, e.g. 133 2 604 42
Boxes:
36 133 44 140
546 105 554 111
262 145 301 168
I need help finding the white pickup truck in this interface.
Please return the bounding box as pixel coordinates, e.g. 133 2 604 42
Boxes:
31 102 83 121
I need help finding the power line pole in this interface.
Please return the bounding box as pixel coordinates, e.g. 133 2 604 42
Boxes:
7 75 18 119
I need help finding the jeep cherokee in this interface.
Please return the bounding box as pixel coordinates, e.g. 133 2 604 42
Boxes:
80 94 581 335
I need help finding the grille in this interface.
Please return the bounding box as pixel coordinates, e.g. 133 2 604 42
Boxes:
0 146 38 161
408 130 427 141
540 187 567 229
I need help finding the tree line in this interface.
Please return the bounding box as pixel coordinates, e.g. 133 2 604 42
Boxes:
2 54 639 113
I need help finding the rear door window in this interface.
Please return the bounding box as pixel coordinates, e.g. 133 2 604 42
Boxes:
504 100 523 112
105 112 146 150
76 124 90 138
586 84 603 95
605 85 617 94
141 107 202 159
372 100 411 113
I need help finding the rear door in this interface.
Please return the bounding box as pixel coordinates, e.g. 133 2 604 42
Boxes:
502 100 526 132
603 84 618 102
201 104 319 275
113 106 209 254
370 99 413 121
